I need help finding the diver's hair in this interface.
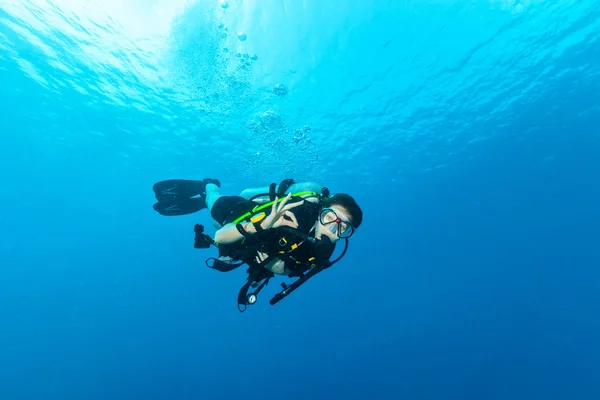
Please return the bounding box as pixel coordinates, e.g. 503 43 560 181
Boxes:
320 193 363 229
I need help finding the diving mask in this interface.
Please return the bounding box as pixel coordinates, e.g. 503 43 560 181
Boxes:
319 208 354 238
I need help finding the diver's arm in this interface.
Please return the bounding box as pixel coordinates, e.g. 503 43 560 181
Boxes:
264 257 287 275
255 251 288 275
213 219 271 244
213 222 251 244
213 226 287 274
214 195 300 244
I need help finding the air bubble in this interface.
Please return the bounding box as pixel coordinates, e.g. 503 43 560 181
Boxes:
237 32 247 41
220 0 229 9
273 84 288 96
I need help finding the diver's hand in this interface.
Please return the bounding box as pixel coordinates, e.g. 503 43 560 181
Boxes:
259 193 302 230
255 251 270 264
255 251 286 274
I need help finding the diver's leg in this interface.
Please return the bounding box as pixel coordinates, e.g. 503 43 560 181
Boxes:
205 183 222 212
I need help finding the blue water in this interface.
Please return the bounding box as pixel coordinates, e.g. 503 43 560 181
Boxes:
1 0 599 399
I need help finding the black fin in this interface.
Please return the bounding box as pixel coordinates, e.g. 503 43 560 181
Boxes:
152 179 220 216
153 179 205 202
153 197 206 216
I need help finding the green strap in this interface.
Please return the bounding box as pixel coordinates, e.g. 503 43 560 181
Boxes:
231 191 319 224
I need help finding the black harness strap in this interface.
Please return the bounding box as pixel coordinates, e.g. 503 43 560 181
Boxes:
206 257 245 272
277 178 295 196
268 178 295 201
268 182 277 201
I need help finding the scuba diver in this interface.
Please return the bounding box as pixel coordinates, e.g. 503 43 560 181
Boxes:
152 178 363 312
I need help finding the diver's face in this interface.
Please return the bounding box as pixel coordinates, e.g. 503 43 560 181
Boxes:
315 205 354 242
